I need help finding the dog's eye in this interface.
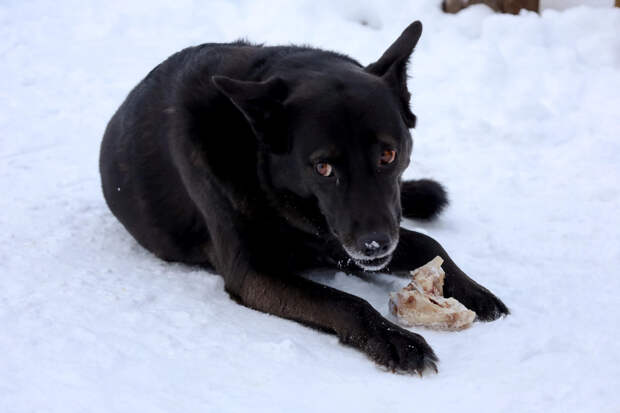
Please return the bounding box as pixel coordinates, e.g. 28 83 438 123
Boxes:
380 149 396 165
315 162 333 177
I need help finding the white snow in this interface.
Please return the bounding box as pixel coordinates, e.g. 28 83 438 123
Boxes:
1 1 619 412
541 0 614 10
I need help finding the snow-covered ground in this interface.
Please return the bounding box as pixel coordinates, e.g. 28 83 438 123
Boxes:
1 1 619 412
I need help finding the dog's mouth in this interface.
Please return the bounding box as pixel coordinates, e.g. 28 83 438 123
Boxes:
340 239 398 272
351 254 393 272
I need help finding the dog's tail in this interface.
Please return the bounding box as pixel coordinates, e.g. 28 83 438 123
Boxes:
401 179 449 221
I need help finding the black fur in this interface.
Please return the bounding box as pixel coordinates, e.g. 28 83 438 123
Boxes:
401 179 449 220
100 21 508 375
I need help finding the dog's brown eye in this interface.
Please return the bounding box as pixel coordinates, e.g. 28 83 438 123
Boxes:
315 162 333 177
380 149 396 165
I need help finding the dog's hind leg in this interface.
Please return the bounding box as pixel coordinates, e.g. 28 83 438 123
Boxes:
400 179 448 220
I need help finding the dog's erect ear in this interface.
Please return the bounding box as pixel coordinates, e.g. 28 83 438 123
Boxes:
365 21 422 128
211 75 289 152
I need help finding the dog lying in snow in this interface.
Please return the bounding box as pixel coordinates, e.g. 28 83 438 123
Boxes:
100 21 508 374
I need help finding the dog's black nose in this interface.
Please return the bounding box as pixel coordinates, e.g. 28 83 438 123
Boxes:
358 233 392 257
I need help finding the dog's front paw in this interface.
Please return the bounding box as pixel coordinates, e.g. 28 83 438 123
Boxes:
364 321 439 374
446 282 509 321
340 309 438 375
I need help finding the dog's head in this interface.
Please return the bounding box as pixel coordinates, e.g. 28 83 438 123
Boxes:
213 22 422 271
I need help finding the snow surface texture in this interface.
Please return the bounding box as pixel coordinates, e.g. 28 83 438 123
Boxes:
1 1 619 412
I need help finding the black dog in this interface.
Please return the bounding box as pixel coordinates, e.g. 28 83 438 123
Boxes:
100 21 508 374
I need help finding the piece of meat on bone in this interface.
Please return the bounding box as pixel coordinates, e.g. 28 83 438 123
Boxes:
389 256 476 330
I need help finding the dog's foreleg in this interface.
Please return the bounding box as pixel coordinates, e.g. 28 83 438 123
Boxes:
219 251 438 374
389 228 509 321
170 144 437 373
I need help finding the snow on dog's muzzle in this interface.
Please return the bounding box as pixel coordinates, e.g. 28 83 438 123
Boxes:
343 240 398 271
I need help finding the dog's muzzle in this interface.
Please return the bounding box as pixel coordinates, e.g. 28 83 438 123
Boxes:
343 240 397 272
352 253 393 271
